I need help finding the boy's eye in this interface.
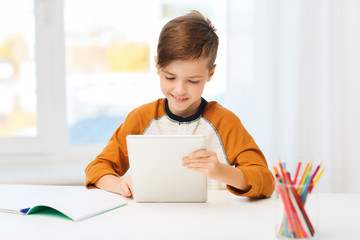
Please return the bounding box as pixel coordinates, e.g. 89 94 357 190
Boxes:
165 76 175 80
189 80 200 84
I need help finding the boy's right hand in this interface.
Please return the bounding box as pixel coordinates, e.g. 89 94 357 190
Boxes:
119 176 133 197
94 174 133 197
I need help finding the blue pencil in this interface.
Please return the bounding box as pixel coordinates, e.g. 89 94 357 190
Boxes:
301 175 311 203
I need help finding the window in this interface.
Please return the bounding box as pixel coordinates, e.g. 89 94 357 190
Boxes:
0 0 227 156
0 2 36 138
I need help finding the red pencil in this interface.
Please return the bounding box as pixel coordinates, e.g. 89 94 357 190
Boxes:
276 177 297 238
311 161 322 181
283 172 315 236
279 165 303 238
308 161 322 192
277 159 286 180
293 158 302 184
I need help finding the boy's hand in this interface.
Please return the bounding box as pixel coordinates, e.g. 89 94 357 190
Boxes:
182 149 223 179
94 174 133 197
182 150 251 192
119 177 133 197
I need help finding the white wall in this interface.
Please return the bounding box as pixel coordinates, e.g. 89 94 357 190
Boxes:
328 0 360 193
226 0 360 193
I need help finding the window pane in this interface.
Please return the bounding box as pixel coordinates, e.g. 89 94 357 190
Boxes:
65 0 226 144
0 1 37 138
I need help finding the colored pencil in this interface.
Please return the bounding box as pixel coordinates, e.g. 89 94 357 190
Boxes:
287 179 315 236
272 164 279 176
293 158 302 184
308 161 321 192
297 161 312 193
283 170 313 237
287 184 310 238
276 177 297 238
301 175 311 203
297 160 310 186
274 158 324 238
311 161 322 182
313 166 325 184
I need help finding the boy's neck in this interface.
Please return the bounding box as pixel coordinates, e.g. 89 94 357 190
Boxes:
164 98 207 123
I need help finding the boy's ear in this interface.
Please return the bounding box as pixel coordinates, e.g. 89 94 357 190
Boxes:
154 56 160 74
207 64 216 82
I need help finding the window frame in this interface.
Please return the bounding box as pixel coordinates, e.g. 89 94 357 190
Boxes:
0 0 65 155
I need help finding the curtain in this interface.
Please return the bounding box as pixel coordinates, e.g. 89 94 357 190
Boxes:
226 0 360 193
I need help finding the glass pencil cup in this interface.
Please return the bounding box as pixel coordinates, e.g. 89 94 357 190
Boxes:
275 179 319 240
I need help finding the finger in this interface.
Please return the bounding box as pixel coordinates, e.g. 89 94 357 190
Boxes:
182 156 190 162
125 180 133 196
183 156 206 166
119 186 129 196
189 149 216 159
120 182 132 197
186 166 210 175
184 161 213 169
182 156 195 166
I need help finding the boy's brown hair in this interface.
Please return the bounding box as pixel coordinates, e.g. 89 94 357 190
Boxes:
157 10 219 71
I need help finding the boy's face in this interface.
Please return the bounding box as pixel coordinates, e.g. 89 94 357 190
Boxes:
156 58 215 118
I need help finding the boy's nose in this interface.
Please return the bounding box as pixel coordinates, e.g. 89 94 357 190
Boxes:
174 81 186 95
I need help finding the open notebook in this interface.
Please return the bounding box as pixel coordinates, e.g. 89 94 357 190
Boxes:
0 184 127 221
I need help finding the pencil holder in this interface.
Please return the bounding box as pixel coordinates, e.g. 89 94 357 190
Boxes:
275 179 319 240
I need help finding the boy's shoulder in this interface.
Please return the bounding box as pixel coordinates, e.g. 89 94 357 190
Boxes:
203 101 244 135
136 98 164 109
204 101 239 119
128 98 165 118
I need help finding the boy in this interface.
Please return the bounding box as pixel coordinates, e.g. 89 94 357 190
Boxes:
85 11 275 198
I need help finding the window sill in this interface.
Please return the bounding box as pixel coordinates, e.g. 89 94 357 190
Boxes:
0 161 85 186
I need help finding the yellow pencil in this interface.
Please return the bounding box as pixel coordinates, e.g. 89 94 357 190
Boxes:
313 166 325 184
272 164 279 176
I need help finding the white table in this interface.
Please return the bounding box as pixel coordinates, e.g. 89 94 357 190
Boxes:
0 188 358 240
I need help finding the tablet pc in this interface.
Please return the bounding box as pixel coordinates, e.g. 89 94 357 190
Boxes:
126 135 207 202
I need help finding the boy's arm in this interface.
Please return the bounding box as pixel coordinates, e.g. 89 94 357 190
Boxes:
85 100 164 193
228 148 275 198
222 113 275 198
202 103 275 198
85 122 131 190
85 100 164 196
85 137 129 189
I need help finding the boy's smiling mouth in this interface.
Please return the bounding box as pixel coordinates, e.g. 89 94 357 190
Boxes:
171 94 188 103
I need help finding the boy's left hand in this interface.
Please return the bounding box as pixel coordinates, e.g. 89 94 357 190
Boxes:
182 149 223 179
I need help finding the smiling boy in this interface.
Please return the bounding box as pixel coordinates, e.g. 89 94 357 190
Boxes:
85 11 275 198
